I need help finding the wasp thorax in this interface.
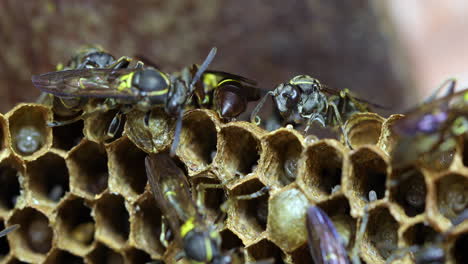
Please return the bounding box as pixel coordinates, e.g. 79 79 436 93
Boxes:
132 69 168 93
81 52 116 69
275 84 301 115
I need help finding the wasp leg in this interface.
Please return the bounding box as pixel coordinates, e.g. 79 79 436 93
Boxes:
233 186 270 200
329 101 352 148
424 78 457 104
250 91 276 125
350 205 370 264
159 219 170 248
108 56 132 70
106 111 124 139
195 182 225 213
304 112 326 133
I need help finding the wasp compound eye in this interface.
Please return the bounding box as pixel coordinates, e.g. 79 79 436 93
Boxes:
183 231 219 262
280 85 300 108
133 69 168 92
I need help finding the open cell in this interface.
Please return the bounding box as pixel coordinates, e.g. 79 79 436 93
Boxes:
86 243 124 264
365 206 399 260
67 141 109 197
125 248 154 264
301 141 344 200
218 126 261 179
191 176 227 223
452 232 468 264
390 168 427 217
85 109 125 143
435 173 468 221
178 110 218 172
263 130 303 187
56 197 95 254
246 239 285 263
0 221 11 259
44 249 84 264
52 120 84 150
402 222 438 247
94 194 130 249
27 152 69 205
290 244 313 264
220 228 243 251
0 158 22 214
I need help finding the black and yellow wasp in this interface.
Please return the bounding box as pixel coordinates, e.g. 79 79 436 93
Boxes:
250 75 383 147
0 224 19 238
192 67 261 120
33 48 217 154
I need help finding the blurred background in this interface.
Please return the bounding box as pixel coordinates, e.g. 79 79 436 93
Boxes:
0 0 465 114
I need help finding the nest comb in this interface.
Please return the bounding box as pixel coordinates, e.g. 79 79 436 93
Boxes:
0 104 466 264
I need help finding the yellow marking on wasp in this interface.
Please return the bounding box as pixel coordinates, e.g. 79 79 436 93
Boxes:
118 72 135 91
291 80 319 86
79 78 87 89
181 217 196 238
203 73 219 90
150 88 169 96
204 237 213 261
464 91 468 102
452 117 468 135
217 78 240 87
56 63 64 71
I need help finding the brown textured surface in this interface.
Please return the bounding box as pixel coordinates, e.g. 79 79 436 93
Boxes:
0 104 467 263
0 0 410 114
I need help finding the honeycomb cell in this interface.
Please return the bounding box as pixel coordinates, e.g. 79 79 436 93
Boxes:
94 193 130 250
260 129 303 187
402 222 438 247
44 249 84 264
434 173 468 222
84 109 125 143
8 207 52 262
245 238 285 263
26 152 69 207
346 147 388 210
56 196 95 255
267 187 309 252
317 196 356 250
389 167 427 217
125 248 154 264
0 114 8 153
7 104 52 158
299 140 345 202
217 124 262 180
124 109 174 153
178 110 218 173
377 114 404 155
362 206 399 261
452 231 468 264
290 244 312 264
67 140 109 198
191 176 226 222
0 221 11 259
0 156 23 215
228 179 269 241
220 228 243 252
87 243 124 264
131 194 165 257
52 120 84 150
107 137 147 201
344 112 384 149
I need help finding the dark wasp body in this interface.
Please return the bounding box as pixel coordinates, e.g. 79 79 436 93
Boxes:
251 75 380 147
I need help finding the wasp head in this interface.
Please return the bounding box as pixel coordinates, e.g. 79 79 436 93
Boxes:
165 77 189 116
274 83 301 117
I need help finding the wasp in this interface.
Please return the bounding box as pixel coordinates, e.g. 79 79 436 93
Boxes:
386 209 468 264
33 48 217 154
251 75 383 147
390 79 468 169
0 224 19 237
306 205 368 264
191 67 261 120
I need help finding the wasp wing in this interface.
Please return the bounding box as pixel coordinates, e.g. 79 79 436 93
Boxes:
32 68 138 98
320 86 389 110
204 70 258 86
306 206 350 264
0 224 19 237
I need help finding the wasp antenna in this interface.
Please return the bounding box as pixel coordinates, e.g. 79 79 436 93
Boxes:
189 47 217 91
170 110 184 157
250 91 274 124
0 224 19 237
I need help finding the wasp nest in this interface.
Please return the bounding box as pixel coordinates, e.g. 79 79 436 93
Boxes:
0 105 467 264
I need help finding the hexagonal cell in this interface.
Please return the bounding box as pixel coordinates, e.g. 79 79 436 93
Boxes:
107 137 147 200
290 244 312 264
44 249 84 264
0 114 8 152
0 156 23 215
435 173 468 222
228 179 269 241
67 141 109 198
402 222 438 247
8 207 52 262
245 239 285 263
261 129 303 187
56 196 95 254
94 193 130 250
132 194 165 257
347 147 388 207
299 141 344 201
191 176 227 223
217 125 261 180
86 243 124 264
317 196 356 250
178 110 218 173
7 104 52 158
0 221 11 259
220 228 243 252
125 248 154 264
344 112 384 148
377 114 404 155
52 120 84 150
389 167 427 217
26 152 69 206
362 206 399 261
267 187 309 252
452 231 468 264
84 109 125 143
